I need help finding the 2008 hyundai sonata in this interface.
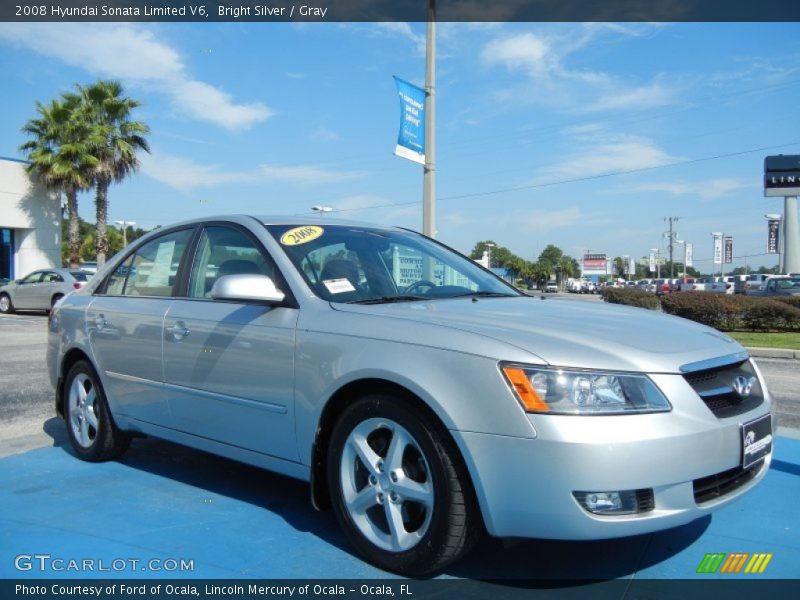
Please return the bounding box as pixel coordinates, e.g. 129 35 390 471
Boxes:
48 215 773 575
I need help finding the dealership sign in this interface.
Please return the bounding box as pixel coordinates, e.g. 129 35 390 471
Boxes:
767 219 780 254
685 243 693 267
713 236 723 265
582 253 607 276
724 237 733 264
764 155 800 197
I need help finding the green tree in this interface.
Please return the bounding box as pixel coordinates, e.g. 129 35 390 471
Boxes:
20 96 97 267
537 244 564 270
78 80 150 266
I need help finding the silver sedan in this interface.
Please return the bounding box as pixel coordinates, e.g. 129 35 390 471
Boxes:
46 216 774 575
0 268 90 313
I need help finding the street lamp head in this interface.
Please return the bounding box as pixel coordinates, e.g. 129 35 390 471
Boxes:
765 213 782 220
311 205 333 213
710 231 722 237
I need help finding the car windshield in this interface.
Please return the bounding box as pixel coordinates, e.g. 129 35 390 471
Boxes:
266 224 520 304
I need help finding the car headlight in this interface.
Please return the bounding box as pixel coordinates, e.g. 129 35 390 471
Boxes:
500 363 671 415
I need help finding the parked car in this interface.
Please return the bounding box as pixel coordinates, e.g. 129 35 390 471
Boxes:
691 277 715 292
80 261 98 275
637 279 656 293
48 216 774 575
748 275 800 297
0 268 90 313
653 279 671 296
673 277 695 292
739 274 771 295
545 282 559 293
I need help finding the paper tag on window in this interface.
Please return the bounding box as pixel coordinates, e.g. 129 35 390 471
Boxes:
323 278 356 294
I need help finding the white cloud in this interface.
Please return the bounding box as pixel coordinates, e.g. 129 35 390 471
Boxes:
140 151 363 191
628 179 751 200
543 135 679 182
372 22 426 56
516 207 583 233
584 82 673 112
480 25 674 112
0 23 273 130
311 126 340 142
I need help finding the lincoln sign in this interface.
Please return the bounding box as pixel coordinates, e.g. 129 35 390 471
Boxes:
764 154 800 197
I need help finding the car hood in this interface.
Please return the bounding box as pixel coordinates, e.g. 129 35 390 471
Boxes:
332 296 745 373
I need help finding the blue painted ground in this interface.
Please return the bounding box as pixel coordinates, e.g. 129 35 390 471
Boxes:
1 422 798 581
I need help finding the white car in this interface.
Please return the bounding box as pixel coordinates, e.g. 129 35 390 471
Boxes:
545 282 559 293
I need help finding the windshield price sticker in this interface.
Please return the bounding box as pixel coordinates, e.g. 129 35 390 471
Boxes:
280 226 324 246
323 279 356 294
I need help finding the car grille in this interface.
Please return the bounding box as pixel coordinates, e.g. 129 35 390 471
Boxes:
693 461 764 504
682 359 764 418
635 489 655 512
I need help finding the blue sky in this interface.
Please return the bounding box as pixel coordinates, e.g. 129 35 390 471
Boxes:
1 21 799 272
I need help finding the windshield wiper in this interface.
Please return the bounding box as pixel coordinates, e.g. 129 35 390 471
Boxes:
345 295 430 305
450 291 518 299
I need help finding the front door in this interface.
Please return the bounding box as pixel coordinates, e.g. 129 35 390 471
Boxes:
162 225 299 460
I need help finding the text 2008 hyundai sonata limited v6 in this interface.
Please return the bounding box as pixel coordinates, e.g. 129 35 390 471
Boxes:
47 216 774 575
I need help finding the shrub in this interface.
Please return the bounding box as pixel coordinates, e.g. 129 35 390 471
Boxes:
660 292 727 328
772 295 800 310
600 287 660 310
742 299 800 331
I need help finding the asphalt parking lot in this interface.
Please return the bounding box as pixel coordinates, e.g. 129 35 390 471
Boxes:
1 311 799 586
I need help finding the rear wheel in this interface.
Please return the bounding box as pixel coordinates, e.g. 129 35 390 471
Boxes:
0 293 14 314
64 360 131 461
327 394 480 575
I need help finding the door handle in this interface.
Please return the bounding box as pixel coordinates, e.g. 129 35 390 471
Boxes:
166 322 190 340
95 314 108 330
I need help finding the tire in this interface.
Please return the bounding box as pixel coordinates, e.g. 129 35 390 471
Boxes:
51 293 64 309
327 394 480 575
64 360 131 461
0 293 14 314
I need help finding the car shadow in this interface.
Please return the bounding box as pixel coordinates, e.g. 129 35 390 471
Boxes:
43 419 709 582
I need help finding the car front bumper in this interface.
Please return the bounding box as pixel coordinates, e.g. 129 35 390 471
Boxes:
452 374 774 540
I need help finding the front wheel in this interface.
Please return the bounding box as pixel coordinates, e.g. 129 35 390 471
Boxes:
327 394 480 575
0 293 14 314
64 360 131 461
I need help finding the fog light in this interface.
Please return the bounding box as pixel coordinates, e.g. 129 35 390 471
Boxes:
573 490 651 515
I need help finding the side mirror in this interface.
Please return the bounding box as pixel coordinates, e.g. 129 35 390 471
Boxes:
210 274 286 304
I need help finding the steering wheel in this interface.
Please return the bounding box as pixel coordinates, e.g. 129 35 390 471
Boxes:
403 280 438 295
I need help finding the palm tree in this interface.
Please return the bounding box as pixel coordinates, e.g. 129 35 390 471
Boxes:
20 97 97 267
78 80 150 266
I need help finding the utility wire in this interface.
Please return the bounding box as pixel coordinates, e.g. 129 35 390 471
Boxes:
327 140 800 213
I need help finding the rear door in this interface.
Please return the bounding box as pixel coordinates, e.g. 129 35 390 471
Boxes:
162 224 299 460
87 227 194 426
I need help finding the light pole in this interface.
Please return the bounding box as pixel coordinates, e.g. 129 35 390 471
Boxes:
114 220 136 247
765 213 783 273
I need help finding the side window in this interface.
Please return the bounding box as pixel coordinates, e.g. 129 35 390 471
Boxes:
102 229 192 297
20 272 43 284
188 226 277 299
42 272 64 283
104 255 135 296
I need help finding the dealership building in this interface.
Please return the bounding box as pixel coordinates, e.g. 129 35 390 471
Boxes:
0 157 61 281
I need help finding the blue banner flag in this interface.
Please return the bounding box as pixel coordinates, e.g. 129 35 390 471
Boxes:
393 76 426 165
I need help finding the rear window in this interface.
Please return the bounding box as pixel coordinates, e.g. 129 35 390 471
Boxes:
69 271 89 282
